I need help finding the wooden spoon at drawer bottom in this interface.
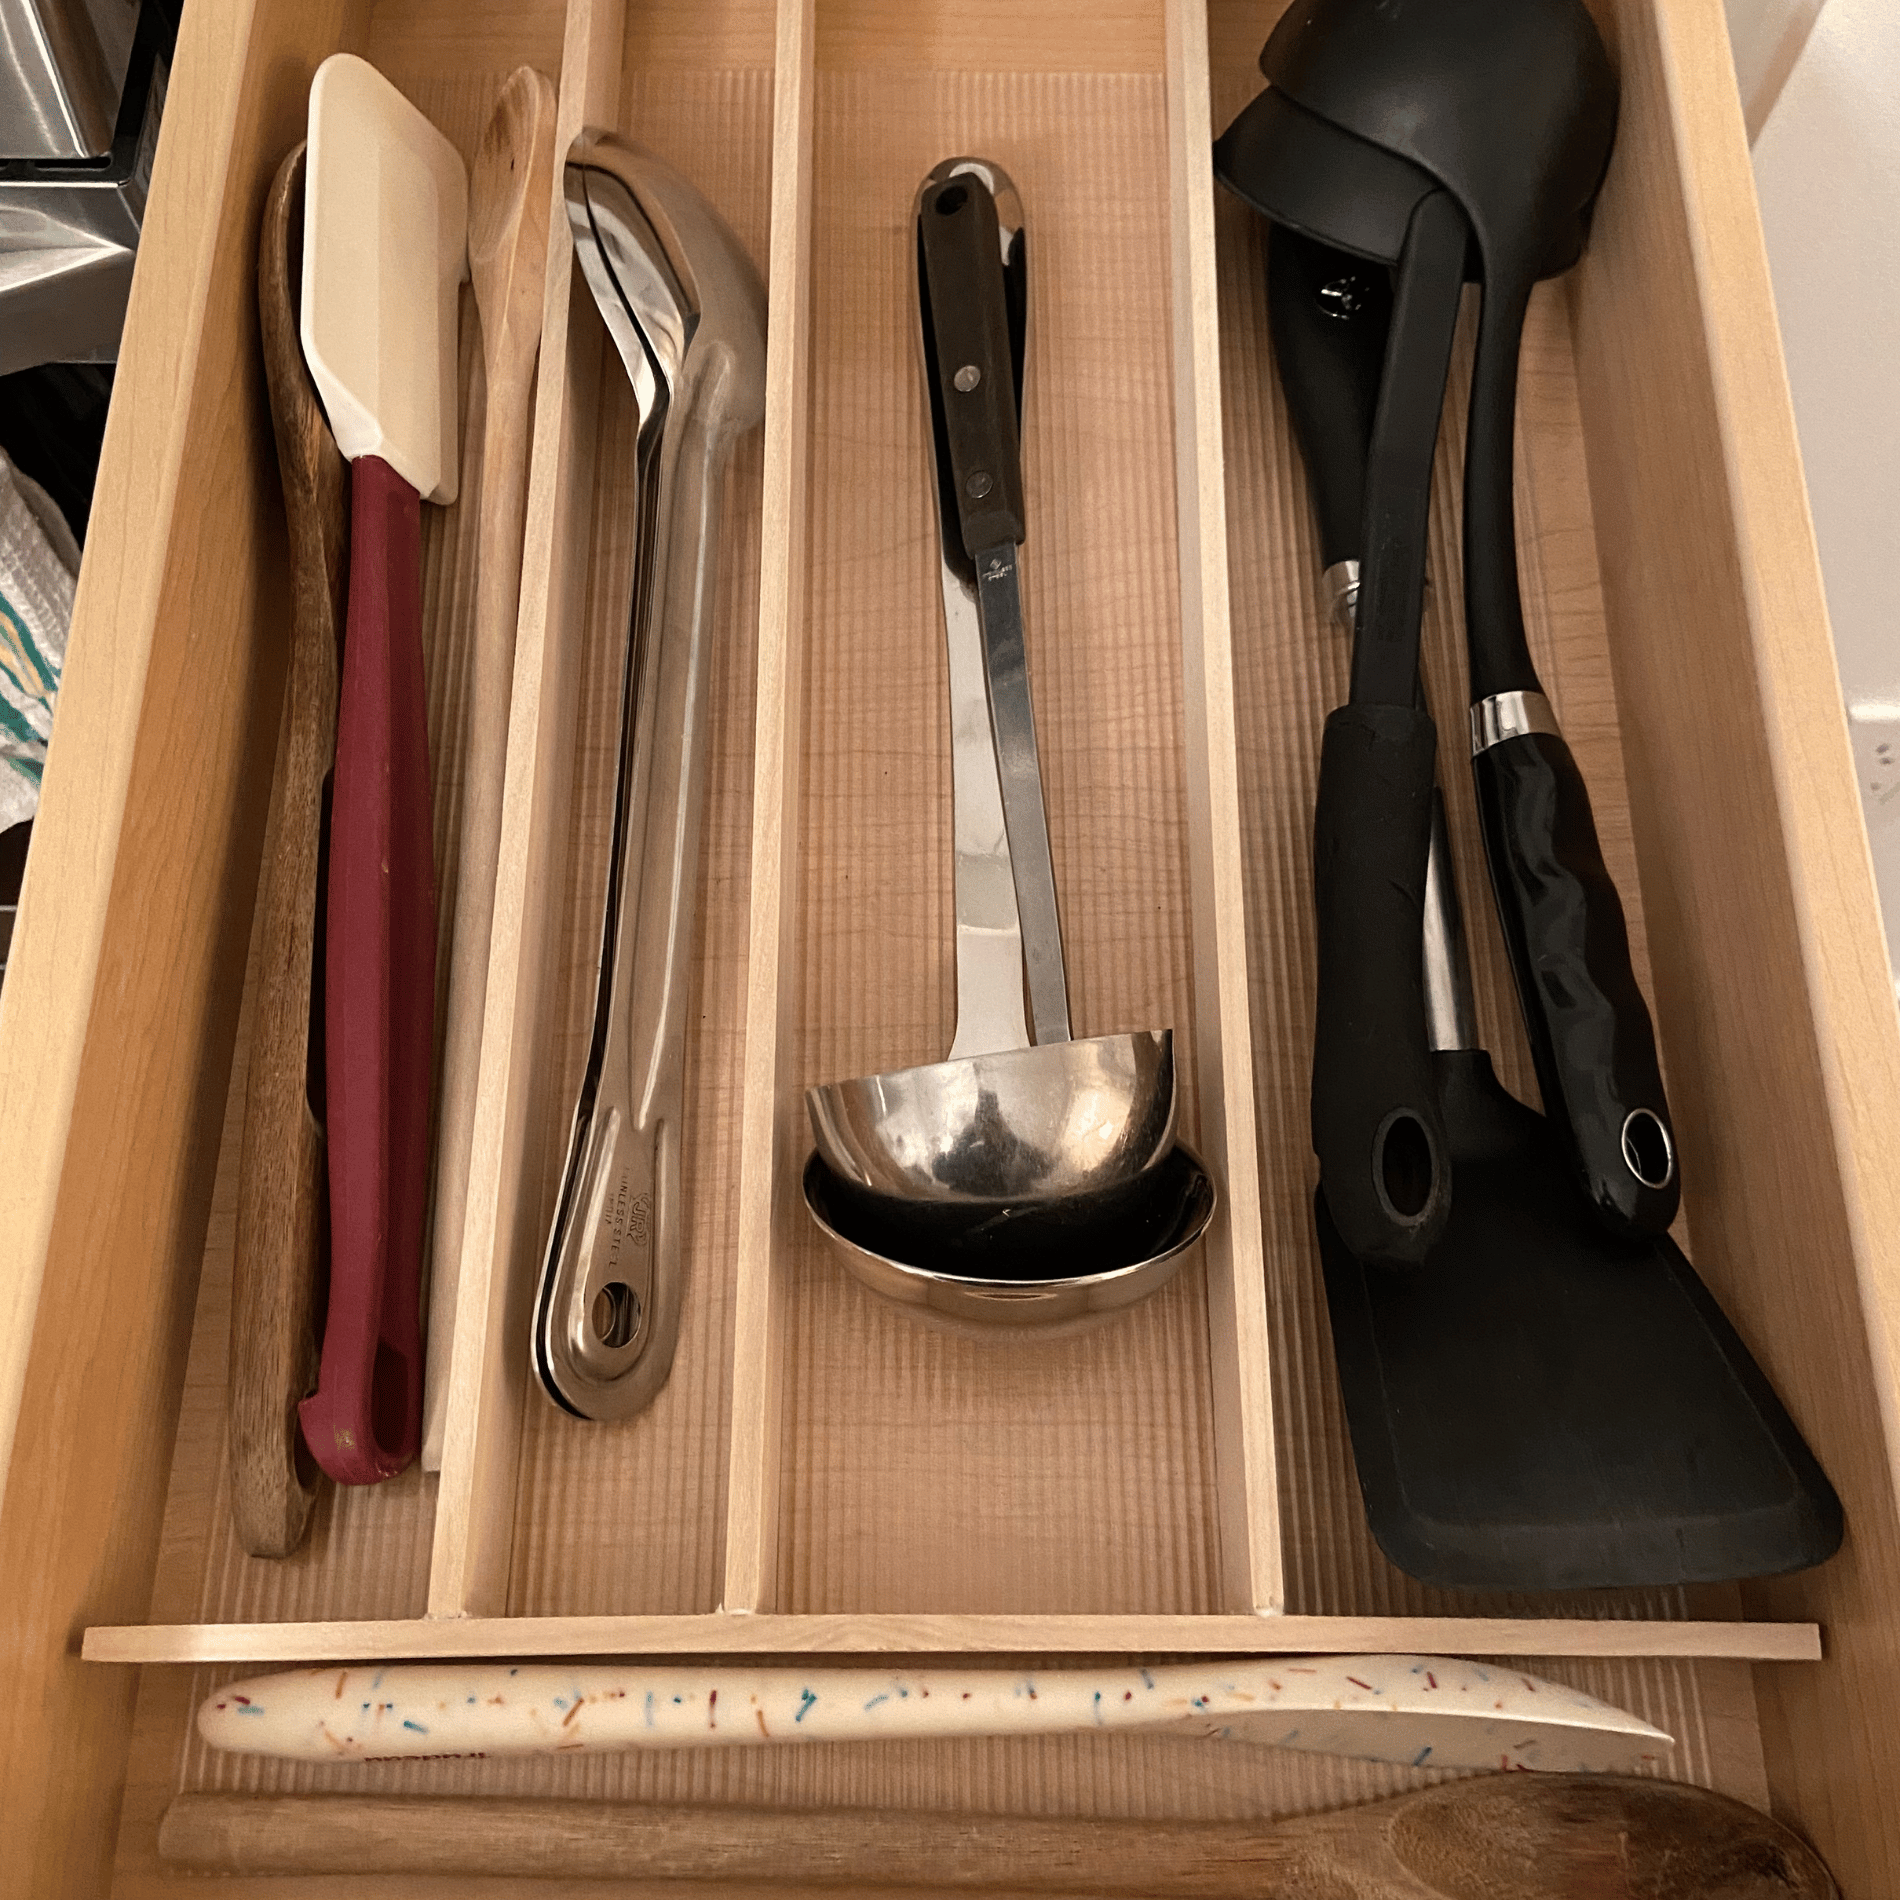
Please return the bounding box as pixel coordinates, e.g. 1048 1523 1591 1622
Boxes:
228 141 348 1558
159 1774 1835 1896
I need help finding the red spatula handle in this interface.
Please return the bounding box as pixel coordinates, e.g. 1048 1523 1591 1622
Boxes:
301 453 436 1485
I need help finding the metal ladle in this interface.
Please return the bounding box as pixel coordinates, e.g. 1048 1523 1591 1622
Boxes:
802 159 1213 1326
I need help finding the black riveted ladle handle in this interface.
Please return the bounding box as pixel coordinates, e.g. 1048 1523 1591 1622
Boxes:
918 172 1025 560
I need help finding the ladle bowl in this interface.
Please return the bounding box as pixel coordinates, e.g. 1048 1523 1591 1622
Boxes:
802 1143 1215 1330
799 157 1212 1329
807 1028 1175 1205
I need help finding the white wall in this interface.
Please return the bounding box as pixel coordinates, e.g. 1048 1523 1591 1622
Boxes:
1736 0 1900 969
1748 0 1900 705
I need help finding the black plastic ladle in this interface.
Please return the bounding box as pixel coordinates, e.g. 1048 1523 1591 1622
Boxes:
1217 0 1681 1256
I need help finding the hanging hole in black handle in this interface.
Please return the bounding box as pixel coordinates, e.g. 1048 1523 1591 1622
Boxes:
1621 1108 1675 1192
1473 726 1680 1237
935 183 968 216
1310 701 1452 1266
1375 1109 1438 1222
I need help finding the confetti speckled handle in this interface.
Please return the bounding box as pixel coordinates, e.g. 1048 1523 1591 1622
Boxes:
198 1655 1669 1773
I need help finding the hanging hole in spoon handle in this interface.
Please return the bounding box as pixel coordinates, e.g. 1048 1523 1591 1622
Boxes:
1311 702 1451 1265
1471 698 1681 1236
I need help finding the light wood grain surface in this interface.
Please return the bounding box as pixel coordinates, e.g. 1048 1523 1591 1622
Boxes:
1570 2 1900 1893
88 1607 1820 1665
723 0 815 1616
419 3 602 1619
0 2 364 1892
2 0 1893 1887
1163 0 1281 1619
769 58 1222 1622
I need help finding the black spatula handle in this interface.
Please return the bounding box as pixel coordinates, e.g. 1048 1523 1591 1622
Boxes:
918 173 1025 559
1311 701 1451 1265
1474 717 1679 1235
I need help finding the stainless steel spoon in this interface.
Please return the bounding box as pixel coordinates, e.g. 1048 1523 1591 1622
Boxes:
534 132 766 1420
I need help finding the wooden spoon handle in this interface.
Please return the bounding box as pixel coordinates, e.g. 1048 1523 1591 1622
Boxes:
157 1777 1838 1897
422 63 558 1472
300 453 435 1484
230 143 347 1556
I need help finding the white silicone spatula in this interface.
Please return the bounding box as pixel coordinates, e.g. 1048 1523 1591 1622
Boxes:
297 53 467 1486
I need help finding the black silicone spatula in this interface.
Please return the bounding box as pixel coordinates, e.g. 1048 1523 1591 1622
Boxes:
1233 208 1842 1589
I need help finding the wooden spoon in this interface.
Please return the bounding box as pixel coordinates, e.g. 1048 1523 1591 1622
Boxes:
420 63 559 1473
158 1776 1838 1895
228 142 346 1558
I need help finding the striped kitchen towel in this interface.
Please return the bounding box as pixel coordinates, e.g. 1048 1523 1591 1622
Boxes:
0 450 78 830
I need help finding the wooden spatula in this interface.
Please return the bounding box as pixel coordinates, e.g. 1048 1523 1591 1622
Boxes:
420 64 558 1475
157 1776 1838 1896
297 53 467 1485
229 141 345 1557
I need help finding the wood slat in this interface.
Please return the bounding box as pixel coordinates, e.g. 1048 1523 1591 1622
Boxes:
722 0 816 1617
84 1610 1821 1665
1162 0 1281 1618
7 0 1884 1886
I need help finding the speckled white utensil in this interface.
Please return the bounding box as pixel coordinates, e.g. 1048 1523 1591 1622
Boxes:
198 1654 1669 1773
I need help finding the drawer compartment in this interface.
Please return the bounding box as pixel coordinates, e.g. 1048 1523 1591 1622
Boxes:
2 0 1897 1892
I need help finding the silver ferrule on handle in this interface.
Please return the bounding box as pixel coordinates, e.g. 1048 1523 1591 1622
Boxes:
1324 558 1360 629
1470 687 1560 755
1330 560 1438 634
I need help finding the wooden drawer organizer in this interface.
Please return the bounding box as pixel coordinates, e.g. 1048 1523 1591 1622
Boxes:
5 0 1900 1891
